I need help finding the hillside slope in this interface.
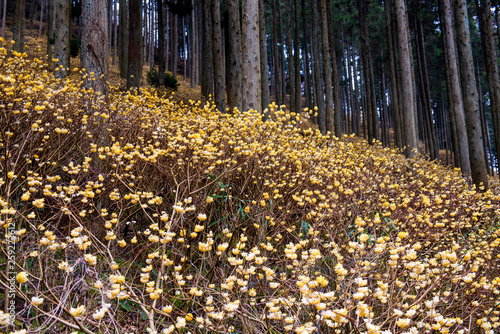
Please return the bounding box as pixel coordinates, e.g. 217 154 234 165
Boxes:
1 44 500 334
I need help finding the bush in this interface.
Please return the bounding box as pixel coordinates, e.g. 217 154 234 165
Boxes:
147 68 179 91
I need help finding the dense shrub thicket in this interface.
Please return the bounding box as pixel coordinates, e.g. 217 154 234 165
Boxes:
1 42 500 334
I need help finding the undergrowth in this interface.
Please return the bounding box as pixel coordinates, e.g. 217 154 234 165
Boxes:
1 40 500 334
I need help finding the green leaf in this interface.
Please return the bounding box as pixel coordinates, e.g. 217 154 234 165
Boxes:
209 215 227 227
238 203 245 221
300 221 310 238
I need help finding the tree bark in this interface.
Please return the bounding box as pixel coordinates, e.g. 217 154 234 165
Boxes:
385 0 402 149
476 61 491 175
119 0 128 78
46 0 53 68
345 42 353 134
416 18 438 160
311 0 325 132
172 14 178 79
39 0 45 37
14 0 26 52
112 0 118 65
479 0 500 172
227 0 242 111
183 16 187 81
293 0 301 115
301 0 312 111
108 0 112 61
395 0 418 156
201 0 214 100
271 0 281 105
277 2 286 107
191 0 197 87
81 0 109 94
1 0 6 38
319 0 334 135
242 0 261 111
285 2 296 115
126 0 142 89
352 42 361 137
454 0 489 188
157 0 165 86
440 0 470 173
30 0 36 28
54 0 70 78
259 0 270 114
358 0 378 143
381 69 391 147
326 0 341 137
212 0 225 111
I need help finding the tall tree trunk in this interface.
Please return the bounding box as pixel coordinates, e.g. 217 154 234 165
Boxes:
326 0 342 137
381 69 391 147
81 0 109 95
14 0 26 52
212 0 225 111
126 0 142 89
157 0 165 86
441 0 470 173
385 0 402 149
1 0 6 38
119 0 128 78
361 69 368 137
108 0 112 61
311 0 325 132
277 2 286 107
30 0 36 28
172 14 178 79
242 0 261 111
481 95 495 172
302 0 312 110
345 43 353 133
285 2 296 115
271 0 281 105
293 0 301 115
319 0 334 135
445 50 462 168
166 8 170 71
454 0 489 189
46 0 53 68
395 0 418 156
183 16 187 81
416 18 439 160
259 0 270 115
479 0 500 172
358 0 378 143
227 0 242 111
476 62 491 175
39 0 44 36
191 0 197 87
353 42 362 137
143 1 147 70
201 0 214 99
151 3 156 72
113 0 118 65
339 24 346 132
54 0 70 78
